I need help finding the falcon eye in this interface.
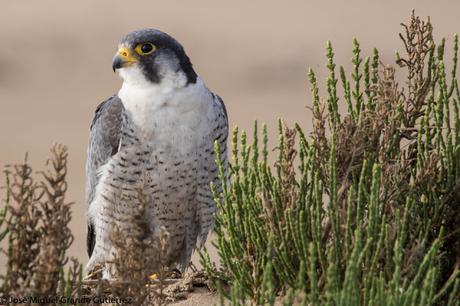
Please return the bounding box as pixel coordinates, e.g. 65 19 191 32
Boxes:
135 43 156 56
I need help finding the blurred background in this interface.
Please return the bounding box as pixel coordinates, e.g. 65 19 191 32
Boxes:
1 0 459 267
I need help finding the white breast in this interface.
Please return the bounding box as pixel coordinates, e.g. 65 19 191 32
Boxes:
117 66 214 155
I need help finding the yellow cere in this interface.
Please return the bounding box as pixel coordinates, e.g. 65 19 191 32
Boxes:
117 46 138 63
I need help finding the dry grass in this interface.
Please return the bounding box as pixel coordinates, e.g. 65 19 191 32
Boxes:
1 144 76 297
0 148 211 304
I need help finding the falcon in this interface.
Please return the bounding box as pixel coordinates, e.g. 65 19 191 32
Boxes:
85 29 228 276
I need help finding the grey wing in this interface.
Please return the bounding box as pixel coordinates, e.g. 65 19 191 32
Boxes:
85 95 124 257
196 93 228 247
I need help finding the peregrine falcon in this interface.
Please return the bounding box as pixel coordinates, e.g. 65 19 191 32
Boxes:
85 29 228 276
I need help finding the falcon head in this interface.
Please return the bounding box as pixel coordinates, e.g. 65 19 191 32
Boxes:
112 29 197 85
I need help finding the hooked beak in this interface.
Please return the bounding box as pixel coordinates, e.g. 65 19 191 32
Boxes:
112 46 138 72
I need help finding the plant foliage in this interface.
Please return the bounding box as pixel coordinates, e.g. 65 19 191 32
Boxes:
204 12 460 306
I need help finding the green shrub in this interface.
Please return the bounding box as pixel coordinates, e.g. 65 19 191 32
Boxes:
204 12 460 306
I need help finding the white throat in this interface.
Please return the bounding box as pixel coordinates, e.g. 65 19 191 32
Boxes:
117 65 210 140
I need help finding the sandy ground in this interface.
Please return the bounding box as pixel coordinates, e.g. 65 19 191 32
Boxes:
1 1 459 304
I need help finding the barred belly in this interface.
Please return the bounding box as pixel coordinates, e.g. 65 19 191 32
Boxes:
87 117 206 274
